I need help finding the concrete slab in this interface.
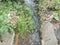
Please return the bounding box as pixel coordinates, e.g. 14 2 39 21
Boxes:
41 22 58 45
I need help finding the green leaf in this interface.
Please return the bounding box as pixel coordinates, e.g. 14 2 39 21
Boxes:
53 12 59 21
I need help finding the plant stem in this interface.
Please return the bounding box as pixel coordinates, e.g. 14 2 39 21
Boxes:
15 33 19 45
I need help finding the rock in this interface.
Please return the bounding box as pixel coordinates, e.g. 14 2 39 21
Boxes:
0 31 15 45
41 22 58 45
54 29 60 45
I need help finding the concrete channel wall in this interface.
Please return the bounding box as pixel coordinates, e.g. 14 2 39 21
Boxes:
0 31 15 45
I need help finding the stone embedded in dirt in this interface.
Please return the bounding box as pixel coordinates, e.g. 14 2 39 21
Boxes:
41 22 58 45
0 31 15 45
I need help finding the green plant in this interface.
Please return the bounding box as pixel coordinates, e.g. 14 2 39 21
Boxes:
0 13 14 36
0 4 14 36
53 12 59 21
17 4 34 37
0 1 34 37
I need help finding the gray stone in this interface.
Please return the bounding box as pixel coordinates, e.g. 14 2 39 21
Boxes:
41 22 58 45
0 31 15 45
54 29 60 45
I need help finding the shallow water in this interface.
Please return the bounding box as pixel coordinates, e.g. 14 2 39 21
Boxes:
24 0 40 45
